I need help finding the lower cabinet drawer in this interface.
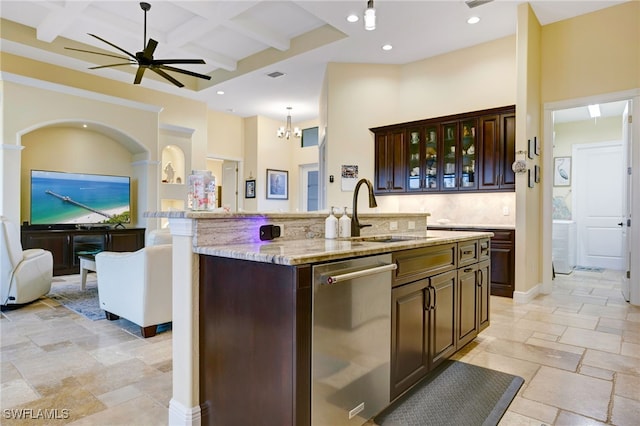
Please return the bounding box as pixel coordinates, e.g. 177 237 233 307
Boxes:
392 244 456 287
458 240 478 267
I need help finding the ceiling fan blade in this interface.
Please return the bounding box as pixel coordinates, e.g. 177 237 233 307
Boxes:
152 59 206 65
134 67 147 85
89 63 135 70
142 38 158 61
88 33 136 60
157 64 212 81
150 67 184 88
65 47 131 61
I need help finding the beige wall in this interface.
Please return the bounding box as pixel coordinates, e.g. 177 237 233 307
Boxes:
324 36 517 215
541 1 640 104
514 3 543 299
20 127 135 224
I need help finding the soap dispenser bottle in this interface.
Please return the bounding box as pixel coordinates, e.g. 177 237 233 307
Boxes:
325 207 338 239
339 207 351 238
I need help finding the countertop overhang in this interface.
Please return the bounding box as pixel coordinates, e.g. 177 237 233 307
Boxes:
194 229 492 266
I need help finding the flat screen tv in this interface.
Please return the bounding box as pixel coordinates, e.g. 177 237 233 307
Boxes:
30 170 131 226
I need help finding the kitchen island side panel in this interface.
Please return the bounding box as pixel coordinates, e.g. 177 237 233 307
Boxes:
199 255 311 426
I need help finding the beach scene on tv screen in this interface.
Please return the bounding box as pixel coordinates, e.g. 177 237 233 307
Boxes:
31 171 130 225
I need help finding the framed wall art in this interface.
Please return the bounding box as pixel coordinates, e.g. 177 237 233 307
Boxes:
266 169 288 199
553 157 571 186
245 179 256 198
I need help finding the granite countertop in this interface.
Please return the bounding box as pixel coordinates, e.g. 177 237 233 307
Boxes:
428 222 515 230
194 229 492 266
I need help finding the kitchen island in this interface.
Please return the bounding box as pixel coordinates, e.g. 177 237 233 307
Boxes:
146 212 491 426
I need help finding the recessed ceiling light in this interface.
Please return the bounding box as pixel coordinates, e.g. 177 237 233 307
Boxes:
82 124 87 128
382 44 393 51
467 16 480 24
217 90 225 95
346 14 359 23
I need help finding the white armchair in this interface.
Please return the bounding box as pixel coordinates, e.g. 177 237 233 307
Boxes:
95 230 172 337
1 217 53 307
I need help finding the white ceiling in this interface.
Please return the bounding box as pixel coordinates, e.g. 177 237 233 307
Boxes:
0 0 630 122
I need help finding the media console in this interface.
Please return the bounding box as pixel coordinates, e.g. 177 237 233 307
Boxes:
21 227 145 276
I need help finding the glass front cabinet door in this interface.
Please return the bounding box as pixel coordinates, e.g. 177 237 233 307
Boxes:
460 119 478 191
407 128 422 191
442 122 458 190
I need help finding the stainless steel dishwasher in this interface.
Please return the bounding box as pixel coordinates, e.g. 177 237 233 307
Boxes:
312 254 396 426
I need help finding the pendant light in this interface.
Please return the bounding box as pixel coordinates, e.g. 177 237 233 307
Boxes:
277 107 301 140
364 0 376 31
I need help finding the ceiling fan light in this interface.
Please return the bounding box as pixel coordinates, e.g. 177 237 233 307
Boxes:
364 1 376 31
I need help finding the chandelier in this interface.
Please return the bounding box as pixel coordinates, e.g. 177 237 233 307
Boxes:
277 107 301 139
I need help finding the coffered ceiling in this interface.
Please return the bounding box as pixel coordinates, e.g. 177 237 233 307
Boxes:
0 1 629 122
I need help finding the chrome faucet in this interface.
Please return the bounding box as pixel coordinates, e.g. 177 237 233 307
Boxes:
351 178 378 237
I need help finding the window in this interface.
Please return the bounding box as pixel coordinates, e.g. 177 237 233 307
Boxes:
301 127 319 147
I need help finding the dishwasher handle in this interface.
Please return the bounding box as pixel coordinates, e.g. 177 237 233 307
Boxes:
325 263 397 285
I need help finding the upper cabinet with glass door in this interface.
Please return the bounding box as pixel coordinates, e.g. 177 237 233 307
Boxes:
460 119 478 191
370 106 515 195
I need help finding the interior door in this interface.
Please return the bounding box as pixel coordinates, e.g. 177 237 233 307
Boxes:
574 141 626 269
622 102 632 300
222 160 238 212
300 163 319 211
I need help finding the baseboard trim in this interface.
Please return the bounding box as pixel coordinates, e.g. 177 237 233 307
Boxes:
513 284 540 304
168 399 202 426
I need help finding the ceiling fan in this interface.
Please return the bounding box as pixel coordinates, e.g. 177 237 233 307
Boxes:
65 2 211 88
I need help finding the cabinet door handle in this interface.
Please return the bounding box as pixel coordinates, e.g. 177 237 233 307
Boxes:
431 286 437 310
424 287 431 311
478 269 483 287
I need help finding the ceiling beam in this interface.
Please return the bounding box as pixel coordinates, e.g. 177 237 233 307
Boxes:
36 1 91 43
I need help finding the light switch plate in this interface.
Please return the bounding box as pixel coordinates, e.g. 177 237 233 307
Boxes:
390 221 398 231
408 221 415 230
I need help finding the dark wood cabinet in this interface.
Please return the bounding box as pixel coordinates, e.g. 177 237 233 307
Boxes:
457 264 478 348
391 277 430 399
478 259 491 332
390 238 488 401
478 113 516 190
371 106 514 195
21 228 145 276
375 129 406 192
489 229 516 298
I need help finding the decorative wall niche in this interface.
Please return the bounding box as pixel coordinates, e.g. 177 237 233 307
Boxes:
161 145 185 184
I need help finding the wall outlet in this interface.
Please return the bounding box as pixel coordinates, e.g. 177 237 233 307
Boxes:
390 221 398 231
408 221 416 230
273 223 284 236
503 206 510 216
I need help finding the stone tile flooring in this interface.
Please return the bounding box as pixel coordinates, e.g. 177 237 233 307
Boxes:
1 270 639 425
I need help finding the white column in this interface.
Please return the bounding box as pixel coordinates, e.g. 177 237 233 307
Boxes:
167 218 201 425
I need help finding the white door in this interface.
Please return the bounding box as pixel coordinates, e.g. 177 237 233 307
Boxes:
222 160 238 212
622 102 632 300
574 141 626 269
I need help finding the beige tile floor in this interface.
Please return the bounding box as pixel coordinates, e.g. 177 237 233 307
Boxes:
1 270 639 425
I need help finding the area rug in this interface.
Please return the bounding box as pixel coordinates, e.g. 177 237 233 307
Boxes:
47 275 171 338
574 266 605 273
374 360 524 426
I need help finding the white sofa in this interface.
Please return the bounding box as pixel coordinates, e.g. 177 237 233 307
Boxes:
95 229 172 337
1 217 53 307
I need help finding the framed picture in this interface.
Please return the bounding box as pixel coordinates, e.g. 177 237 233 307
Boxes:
266 169 288 199
534 165 540 183
554 157 571 186
534 137 540 156
245 179 256 198
528 139 534 159
528 168 534 188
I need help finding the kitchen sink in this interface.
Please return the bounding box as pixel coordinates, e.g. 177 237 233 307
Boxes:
347 234 430 243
